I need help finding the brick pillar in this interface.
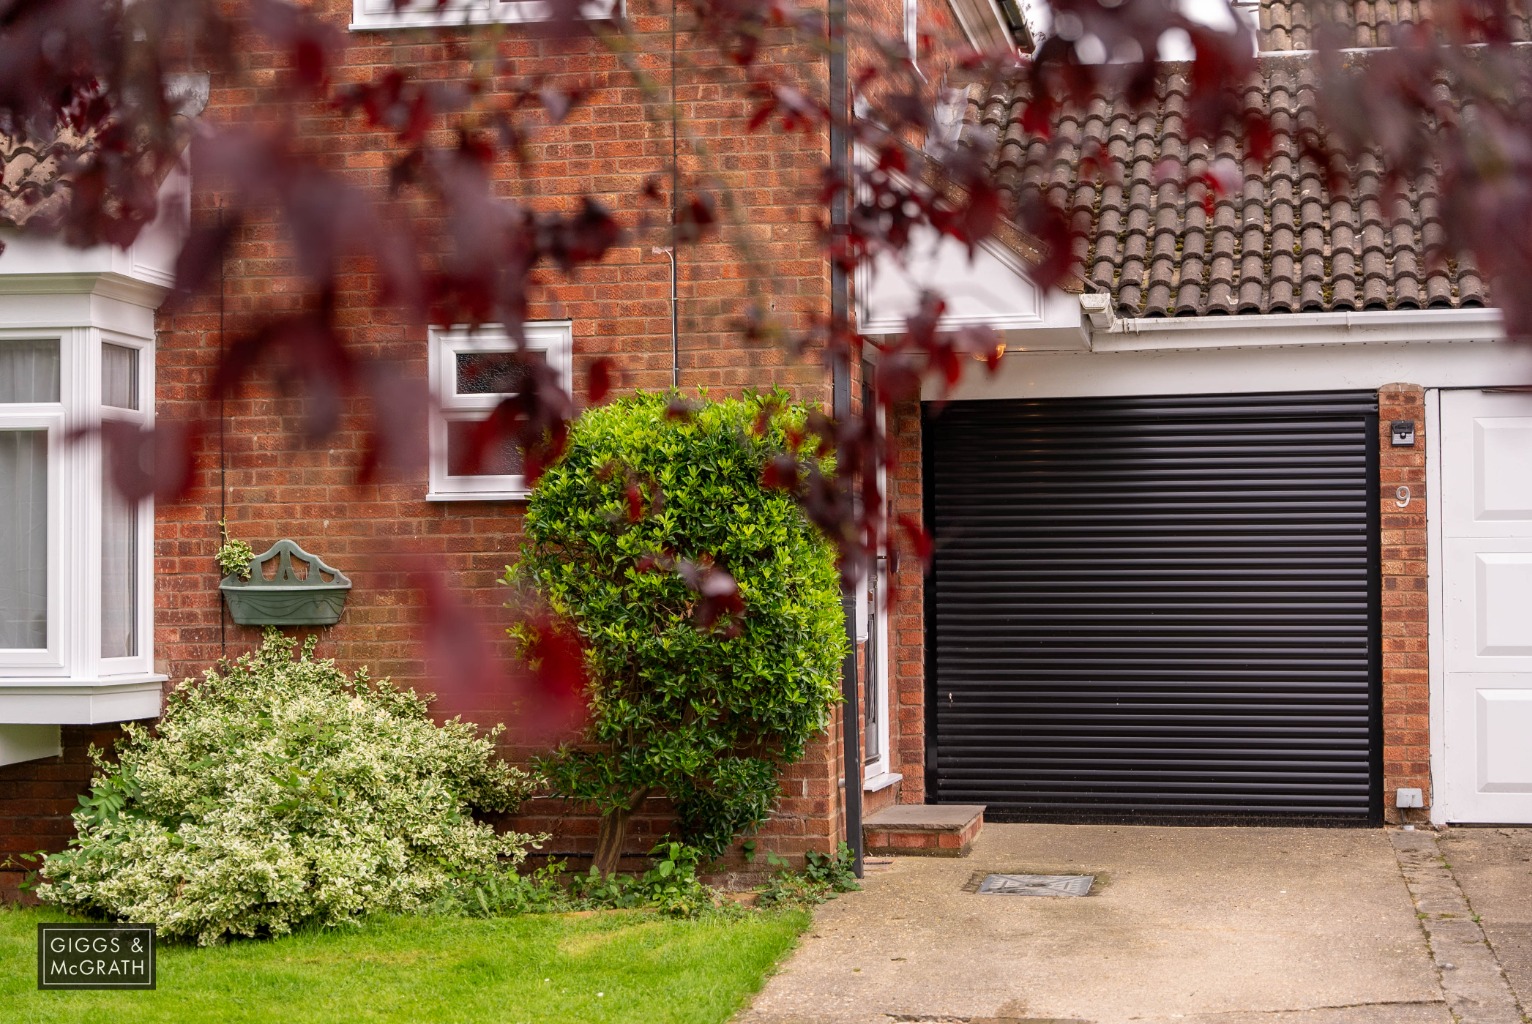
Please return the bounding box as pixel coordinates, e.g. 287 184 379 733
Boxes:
1378 384 1430 823
888 399 926 803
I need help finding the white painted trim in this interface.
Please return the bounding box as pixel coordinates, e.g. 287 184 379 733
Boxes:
1427 388 1448 825
937 337 1532 402
863 771 903 794
350 0 618 31
1091 307 1504 352
0 678 164 724
0 273 167 307
0 724 60 766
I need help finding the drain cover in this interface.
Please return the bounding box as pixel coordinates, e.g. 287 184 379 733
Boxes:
977 873 1094 897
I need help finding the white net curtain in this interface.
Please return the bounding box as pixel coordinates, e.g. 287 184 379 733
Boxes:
0 339 58 650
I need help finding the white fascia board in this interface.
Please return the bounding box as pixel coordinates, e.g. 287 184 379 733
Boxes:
0 724 61 766
0 678 166 725
0 163 187 297
934 306 1526 401
0 278 161 338
936 335 1532 401
1091 307 1505 352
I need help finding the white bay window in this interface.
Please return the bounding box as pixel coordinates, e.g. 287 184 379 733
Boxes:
0 222 179 757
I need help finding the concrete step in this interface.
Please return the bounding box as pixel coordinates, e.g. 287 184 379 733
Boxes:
863 803 985 857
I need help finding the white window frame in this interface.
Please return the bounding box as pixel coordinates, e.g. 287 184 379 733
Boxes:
350 0 619 31
0 331 67 675
427 321 573 502
0 324 159 695
97 332 154 679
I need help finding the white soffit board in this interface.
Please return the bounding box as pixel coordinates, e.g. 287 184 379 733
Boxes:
0 724 61 766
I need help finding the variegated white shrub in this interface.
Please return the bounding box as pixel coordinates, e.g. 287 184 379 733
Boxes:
37 630 541 945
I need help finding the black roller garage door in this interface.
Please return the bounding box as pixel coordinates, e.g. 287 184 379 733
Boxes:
925 391 1380 822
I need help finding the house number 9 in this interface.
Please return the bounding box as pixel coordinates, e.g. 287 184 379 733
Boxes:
1396 486 1411 508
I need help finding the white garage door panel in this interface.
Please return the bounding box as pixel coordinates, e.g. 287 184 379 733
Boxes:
1442 400 1532 537
1474 421 1532 523
1440 390 1532 823
1476 690 1532 793
1444 542 1532 670
1477 554 1532 657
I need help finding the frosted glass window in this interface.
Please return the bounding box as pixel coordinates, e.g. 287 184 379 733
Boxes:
0 340 60 403
455 351 538 396
103 344 139 410
428 322 571 501
0 430 48 648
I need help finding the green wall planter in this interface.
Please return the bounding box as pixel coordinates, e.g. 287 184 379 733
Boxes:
220 540 352 627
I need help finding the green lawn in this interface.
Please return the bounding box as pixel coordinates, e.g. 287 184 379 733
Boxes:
2 906 809 1024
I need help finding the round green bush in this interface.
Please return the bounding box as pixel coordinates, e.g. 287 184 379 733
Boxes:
508 391 847 868
36 631 540 945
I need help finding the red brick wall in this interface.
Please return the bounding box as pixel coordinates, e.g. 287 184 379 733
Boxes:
0 726 129 904
144 0 848 869
1378 384 1429 822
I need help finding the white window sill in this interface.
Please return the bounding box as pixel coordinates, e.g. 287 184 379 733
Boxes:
863 770 903 794
0 676 166 725
426 490 530 503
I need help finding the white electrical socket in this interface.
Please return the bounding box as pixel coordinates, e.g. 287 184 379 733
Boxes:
1396 787 1424 809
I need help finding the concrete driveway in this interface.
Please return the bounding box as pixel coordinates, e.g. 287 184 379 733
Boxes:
737 823 1532 1024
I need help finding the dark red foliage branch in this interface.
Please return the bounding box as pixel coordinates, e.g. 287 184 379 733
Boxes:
4 0 1531 701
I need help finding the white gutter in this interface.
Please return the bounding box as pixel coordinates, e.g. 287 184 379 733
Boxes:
1083 302 1505 353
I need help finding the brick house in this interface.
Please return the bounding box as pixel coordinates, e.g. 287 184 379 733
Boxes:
0 0 1023 894
4 0 1532 903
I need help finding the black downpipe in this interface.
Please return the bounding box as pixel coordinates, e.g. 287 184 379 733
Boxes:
828 0 863 878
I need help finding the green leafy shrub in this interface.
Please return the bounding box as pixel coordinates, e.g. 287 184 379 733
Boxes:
37 630 541 945
508 391 847 870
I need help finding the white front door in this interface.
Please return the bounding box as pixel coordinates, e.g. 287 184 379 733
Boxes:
1439 389 1532 822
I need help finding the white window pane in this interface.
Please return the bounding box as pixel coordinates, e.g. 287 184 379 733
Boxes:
102 473 138 659
0 340 60 403
103 343 139 411
0 430 47 648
